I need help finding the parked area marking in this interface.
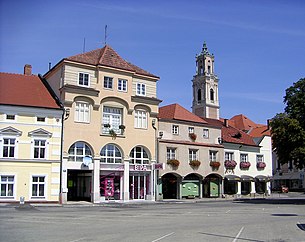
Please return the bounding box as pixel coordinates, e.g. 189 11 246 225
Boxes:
232 226 244 242
152 232 175 242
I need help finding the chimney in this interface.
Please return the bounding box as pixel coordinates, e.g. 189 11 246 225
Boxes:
224 119 229 127
24 64 32 76
267 119 270 130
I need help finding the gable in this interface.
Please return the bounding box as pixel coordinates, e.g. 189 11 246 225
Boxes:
28 128 52 138
0 126 22 136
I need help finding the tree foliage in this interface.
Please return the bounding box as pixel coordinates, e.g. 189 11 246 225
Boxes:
270 78 305 169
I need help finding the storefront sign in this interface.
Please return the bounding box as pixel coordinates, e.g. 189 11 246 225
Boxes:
135 165 147 171
154 163 164 170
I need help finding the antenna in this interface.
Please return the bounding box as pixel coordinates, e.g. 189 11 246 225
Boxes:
83 38 86 53
104 25 108 46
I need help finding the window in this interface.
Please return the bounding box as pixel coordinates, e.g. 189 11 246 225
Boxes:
188 127 194 134
130 146 149 164
197 89 202 103
209 151 217 162
189 149 198 161
34 139 46 159
68 142 92 162
172 125 179 135
104 76 113 89
210 88 214 101
135 110 147 129
6 114 15 120
257 155 264 163
167 148 176 160
102 107 122 134
37 117 46 122
78 73 89 87
240 154 248 162
136 83 146 96
100 144 122 163
118 79 127 92
225 152 234 161
2 138 16 158
0 175 14 197
75 102 90 123
32 176 45 197
203 129 209 138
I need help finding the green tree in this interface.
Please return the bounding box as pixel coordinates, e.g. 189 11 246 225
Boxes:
270 78 305 169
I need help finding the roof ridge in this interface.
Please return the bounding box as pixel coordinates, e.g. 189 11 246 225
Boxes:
98 45 108 64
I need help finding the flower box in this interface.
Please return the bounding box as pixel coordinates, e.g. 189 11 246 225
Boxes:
224 160 237 169
210 161 221 168
167 159 180 167
240 161 251 169
119 124 125 130
189 160 201 167
257 162 266 169
189 133 197 141
103 123 111 128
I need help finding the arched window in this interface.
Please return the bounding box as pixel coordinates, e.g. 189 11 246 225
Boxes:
210 88 215 101
100 144 122 163
68 142 92 162
130 146 149 164
197 89 202 103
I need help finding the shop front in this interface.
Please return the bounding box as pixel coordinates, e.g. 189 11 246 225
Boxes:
240 175 254 195
181 174 201 198
203 174 222 198
224 175 240 195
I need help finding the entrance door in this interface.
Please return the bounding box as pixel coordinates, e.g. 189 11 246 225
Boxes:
130 174 149 199
67 170 92 201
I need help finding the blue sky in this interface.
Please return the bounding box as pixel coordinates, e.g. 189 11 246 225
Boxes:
1 0 304 124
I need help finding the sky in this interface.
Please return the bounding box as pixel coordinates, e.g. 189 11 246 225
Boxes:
1 0 304 124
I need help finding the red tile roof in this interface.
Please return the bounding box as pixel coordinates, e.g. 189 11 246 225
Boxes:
0 73 61 109
230 114 264 131
158 103 207 124
66 45 159 78
248 125 271 137
204 117 257 146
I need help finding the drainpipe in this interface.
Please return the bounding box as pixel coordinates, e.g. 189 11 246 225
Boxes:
152 119 158 201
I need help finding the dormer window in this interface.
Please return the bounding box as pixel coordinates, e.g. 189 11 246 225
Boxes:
78 73 89 87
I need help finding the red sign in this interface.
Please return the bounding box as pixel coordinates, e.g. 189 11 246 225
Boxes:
154 163 164 170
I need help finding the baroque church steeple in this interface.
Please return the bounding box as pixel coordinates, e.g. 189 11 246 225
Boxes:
192 42 220 119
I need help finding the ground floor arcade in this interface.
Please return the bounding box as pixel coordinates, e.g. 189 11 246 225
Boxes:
160 172 271 199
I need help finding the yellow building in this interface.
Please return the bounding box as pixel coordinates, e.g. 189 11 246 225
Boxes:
0 66 63 203
44 45 161 203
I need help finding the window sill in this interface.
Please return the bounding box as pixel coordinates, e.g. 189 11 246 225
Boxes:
100 134 125 138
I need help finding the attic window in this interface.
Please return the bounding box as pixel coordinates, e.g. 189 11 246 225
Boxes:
232 132 242 139
6 115 15 120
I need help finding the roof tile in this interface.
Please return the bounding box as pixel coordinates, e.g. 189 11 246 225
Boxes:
0 72 60 109
66 45 158 78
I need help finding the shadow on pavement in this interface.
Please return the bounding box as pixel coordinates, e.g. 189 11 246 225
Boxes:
233 198 305 205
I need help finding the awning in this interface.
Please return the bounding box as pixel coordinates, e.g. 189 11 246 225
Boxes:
241 175 254 182
255 175 270 182
224 175 241 181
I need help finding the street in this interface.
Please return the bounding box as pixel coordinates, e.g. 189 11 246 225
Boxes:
0 198 305 242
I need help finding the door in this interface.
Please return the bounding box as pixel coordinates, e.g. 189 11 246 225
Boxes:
210 180 219 197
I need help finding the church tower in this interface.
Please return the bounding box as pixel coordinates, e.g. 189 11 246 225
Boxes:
192 42 220 119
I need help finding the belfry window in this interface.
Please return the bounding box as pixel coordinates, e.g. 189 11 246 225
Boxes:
197 89 202 103
210 89 214 101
